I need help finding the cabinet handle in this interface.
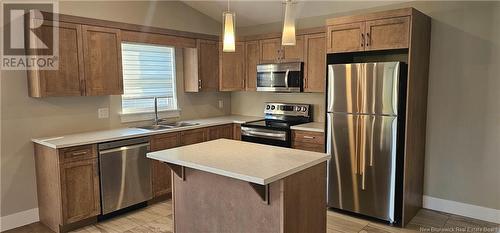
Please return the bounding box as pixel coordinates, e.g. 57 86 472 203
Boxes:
303 136 315 139
198 79 202 89
361 33 365 47
71 151 88 156
366 33 370 46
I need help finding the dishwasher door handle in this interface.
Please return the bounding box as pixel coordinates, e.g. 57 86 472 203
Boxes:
99 143 150 154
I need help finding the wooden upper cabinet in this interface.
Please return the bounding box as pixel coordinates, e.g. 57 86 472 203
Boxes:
327 22 365 53
365 16 410 51
27 21 85 97
259 38 281 63
82 25 123 96
244 41 259 91
283 35 304 61
304 33 326 93
197 39 219 91
219 42 245 91
60 158 100 224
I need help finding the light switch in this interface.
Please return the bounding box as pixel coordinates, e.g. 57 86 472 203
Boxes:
98 108 109 119
218 100 224 109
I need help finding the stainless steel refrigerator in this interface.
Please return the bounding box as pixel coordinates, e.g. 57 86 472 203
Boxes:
326 62 403 223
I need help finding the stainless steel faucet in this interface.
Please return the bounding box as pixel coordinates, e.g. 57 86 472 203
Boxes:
153 97 160 125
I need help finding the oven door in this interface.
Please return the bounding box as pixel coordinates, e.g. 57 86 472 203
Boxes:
241 127 291 147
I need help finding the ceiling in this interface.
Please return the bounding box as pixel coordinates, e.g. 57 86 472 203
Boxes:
181 1 403 27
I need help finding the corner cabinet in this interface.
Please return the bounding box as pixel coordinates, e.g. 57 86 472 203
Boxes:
26 15 123 97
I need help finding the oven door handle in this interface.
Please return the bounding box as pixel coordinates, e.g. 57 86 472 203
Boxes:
241 127 287 141
284 69 290 88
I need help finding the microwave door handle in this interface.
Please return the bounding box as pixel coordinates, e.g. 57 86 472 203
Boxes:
284 69 290 88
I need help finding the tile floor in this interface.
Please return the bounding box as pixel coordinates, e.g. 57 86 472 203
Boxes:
5 200 498 233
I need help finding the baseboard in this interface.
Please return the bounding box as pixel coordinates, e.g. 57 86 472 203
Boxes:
423 195 500 224
0 208 39 232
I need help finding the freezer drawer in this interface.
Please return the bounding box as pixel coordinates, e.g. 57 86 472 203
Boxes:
327 62 401 115
99 139 152 214
327 113 397 222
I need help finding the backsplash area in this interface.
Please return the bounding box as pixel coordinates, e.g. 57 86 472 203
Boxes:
230 92 325 122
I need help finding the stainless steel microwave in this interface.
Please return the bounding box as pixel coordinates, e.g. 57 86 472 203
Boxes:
256 62 303 92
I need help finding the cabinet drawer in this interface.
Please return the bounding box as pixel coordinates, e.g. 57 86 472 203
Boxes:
59 145 97 163
292 130 325 144
150 132 180 151
293 142 325 153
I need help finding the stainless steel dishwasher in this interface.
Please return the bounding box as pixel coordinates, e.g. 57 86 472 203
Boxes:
98 137 152 214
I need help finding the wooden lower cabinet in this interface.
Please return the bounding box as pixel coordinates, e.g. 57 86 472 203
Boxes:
233 124 241 140
292 130 325 153
34 144 100 233
180 128 208 145
150 132 180 198
208 124 233 140
60 159 100 224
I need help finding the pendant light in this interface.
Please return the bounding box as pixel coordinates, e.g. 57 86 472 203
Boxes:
281 0 296 46
222 0 236 52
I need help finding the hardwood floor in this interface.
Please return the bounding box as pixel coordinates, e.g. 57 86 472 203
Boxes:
5 200 498 233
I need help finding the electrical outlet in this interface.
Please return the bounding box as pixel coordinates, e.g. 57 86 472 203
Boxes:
218 100 224 109
98 108 109 119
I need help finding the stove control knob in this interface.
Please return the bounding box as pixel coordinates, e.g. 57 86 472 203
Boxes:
266 105 271 110
296 106 302 112
271 105 275 110
302 107 308 112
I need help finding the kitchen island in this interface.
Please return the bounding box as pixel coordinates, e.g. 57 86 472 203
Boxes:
147 139 330 233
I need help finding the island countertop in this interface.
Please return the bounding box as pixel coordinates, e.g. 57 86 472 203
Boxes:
147 139 330 185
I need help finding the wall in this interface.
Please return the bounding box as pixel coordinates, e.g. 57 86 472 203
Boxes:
0 0 227 220
231 1 500 211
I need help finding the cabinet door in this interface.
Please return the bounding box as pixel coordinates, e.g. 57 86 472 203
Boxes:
208 124 233 140
197 39 219 91
82 26 123 96
304 33 326 93
28 21 84 97
283 35 304 61
292 130 325 153
244 41 259 91
365 16 410 51
180 128 207 146
150 132 180 197
233 124 241 140
219 42 245 91
327 22 365 53
259 38 281 63
60 159 100 224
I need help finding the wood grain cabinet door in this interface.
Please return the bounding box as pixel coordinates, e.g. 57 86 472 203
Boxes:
327 22 365 53
283 35 304 61
28 21 84 97
259 38 281 63
233 124 241 140
180 128 207 146
208 124 234 140
365 16 410 51
197 39 219 91
219 42 245 91
82 25 123 96
304 33 326 93
150 132 180 197
244 41 259 91
60 159 100 224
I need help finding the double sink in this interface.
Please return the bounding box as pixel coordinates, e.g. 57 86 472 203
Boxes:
138 122 199 131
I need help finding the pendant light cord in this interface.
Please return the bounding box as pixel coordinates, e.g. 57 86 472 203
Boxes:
227 0 230 11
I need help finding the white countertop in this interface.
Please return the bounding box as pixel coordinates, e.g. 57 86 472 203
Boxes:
147 139 330 185
290 122 325 133
32 115 262 149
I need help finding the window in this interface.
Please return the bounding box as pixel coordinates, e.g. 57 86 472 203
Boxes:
121 43 178 117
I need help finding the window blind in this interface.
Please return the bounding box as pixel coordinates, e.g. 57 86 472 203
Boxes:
121 43 177 114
